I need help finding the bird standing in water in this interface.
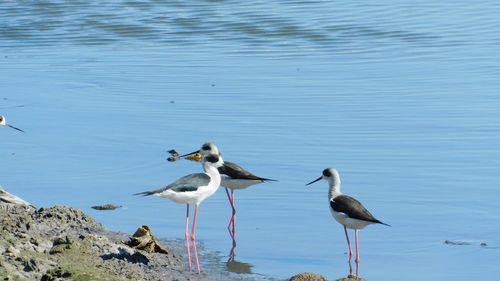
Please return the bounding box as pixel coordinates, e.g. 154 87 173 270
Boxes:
307 168 389 276
181 143 276 258
135 153 223 273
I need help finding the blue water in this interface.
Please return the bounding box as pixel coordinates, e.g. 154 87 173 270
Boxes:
2 1 500 280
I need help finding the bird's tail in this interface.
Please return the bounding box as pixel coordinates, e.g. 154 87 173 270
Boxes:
378 220 391 227
133 191 155 197
261 178 278 182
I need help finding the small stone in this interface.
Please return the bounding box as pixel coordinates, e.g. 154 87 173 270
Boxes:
29 237 39 246
52 237 66 246
336 275 366 281
5 245 20 257
40 275 54 281
290 272 329 281
23 258 38 272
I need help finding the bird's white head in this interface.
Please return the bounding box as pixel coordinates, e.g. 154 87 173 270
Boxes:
306 168 341 187
0 115 5 126
200 142 220 156
306 168 341 199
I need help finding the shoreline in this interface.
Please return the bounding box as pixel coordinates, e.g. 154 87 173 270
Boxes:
0 204 278 281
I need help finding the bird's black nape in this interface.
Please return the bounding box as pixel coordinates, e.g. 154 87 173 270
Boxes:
205 154 220 163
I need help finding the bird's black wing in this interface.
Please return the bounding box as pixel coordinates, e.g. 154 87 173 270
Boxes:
330 195 386 225
219 161 276 181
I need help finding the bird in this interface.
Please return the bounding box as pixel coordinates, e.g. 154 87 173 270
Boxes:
0 115 24 132
181 143 276 249
135 153 223 273
306 168 389 276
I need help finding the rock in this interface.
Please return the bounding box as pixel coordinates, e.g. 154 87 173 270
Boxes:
91 204 123 211
126 225 169 254
0 204 266 281
444 239 488 247
49 237 72 255
290 272 329 281
4 246 20 257
335 275 366 281
23 258 39 272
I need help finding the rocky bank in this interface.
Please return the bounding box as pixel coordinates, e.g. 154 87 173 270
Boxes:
0 204 276 281
1 203 364 281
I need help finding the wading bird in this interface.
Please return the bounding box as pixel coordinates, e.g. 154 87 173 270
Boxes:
135 153 223 273
181 142 275 255
307 168 389 276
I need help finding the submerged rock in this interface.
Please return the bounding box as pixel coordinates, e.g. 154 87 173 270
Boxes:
444 239 488 247
91 204 123 210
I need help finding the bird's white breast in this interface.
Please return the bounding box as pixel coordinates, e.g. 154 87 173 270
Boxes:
221 176 263 190
329 207 374 230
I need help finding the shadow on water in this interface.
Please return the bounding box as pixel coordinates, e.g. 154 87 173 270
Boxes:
226 257 253 275
224 193 253 275
224 212 254 274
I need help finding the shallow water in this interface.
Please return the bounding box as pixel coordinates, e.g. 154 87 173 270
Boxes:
1 1 500 280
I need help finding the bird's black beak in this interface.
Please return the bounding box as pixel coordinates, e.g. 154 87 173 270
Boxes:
180 150 200 158
180 150 203 162
306 176 322 186
7 124 24 133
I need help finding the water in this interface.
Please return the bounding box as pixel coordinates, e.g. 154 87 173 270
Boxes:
1 1 500 280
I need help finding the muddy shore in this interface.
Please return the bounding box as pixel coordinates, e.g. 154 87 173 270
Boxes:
0 204 280 281
1 203 364 281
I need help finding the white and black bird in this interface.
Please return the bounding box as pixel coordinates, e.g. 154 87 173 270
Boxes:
0 115 24 132
181 143 276 245
307 168 389 276
135 153 223 273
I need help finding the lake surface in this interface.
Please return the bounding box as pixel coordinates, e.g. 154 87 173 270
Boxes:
1 1 500 280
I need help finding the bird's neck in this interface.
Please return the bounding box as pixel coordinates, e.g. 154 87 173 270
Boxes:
328 183 341 200
203 164 221 186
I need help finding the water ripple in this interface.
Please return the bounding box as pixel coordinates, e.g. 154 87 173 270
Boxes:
0 0 465 54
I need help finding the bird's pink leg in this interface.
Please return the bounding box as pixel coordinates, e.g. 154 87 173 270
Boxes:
190 204 201 273
225 188 236 240
185 204 192 271
344 226 353 275
355 229 360 276
230 190 236 239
